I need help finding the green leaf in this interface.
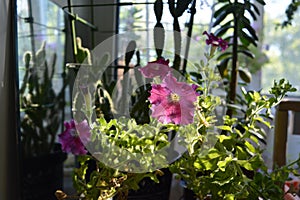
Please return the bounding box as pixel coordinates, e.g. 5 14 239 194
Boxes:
250 2 260 15
215 22 234 37
240 17 259 41
238 49 255 59
239 29 257 47
194 161 202 169
245 141 256 154
226 103 243 111
217 156 232 171
244 4 257 20
224 194 235 200
217 58 230 78
212 174 235 186
238 68 252 83
207 148 223 159
146 172 160 183
214 3 232 19
196 158 215 170
254 116 271 128
213 5 235 27
237 160 253 171
255 0 266 6
250 135 259 144
236 146 248 160
77 155 92 164
217 126 232 133
255 93 263 103
217 52 232 61
189 72 203 80
249 129 267 142
237 44 251 51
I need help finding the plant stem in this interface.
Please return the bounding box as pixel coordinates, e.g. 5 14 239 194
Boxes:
173 17 181 71
226 0 239 118
196 110 209 127
182 0 196 74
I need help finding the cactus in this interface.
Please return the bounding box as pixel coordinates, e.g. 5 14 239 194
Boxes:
20 41 66 158
76 37 92 65
71 41 117 123
154 0 165 59
168 0 192 70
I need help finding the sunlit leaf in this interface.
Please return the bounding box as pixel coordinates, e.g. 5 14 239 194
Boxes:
239 68 252 83
213 5 235 27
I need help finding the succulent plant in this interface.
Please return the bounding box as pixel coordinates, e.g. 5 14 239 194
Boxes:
20 41 66 158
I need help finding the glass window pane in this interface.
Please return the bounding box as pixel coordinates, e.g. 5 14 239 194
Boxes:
17 0 66 157
117 0 215 68
262 0 300 96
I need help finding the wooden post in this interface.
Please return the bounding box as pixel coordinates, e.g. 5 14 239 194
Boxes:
273 98 300 168
273 108 288 167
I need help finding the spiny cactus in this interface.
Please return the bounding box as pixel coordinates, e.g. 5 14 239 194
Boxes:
20 41 66 158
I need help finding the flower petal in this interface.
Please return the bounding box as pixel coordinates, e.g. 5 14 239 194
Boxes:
149 73 197 125
139 58 171 78
75 119 91 144
58 119 88 155
149 84 171 105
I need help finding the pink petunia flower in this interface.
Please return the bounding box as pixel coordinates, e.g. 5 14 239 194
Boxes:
58 119 90 155
139 58 172 79
203 31 228 51
149 73 197 125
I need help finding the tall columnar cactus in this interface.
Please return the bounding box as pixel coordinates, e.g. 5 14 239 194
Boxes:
153 0 165 59
20 41 66 158
168 0 192 70
153 0 192 71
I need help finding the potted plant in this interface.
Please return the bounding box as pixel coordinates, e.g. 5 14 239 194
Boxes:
54 0 300 199
55 37 174 199
55 34 299 199
169 0 300 199
19 41 67 200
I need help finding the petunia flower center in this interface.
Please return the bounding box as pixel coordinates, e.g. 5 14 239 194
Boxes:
169 93 180 103
152 65 160 70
